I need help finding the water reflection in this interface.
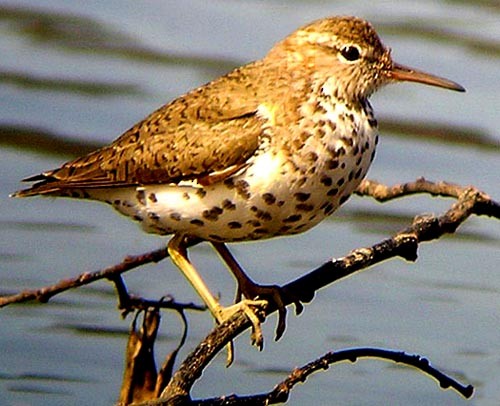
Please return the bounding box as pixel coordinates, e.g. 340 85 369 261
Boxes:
47 322 132 339
0 125 101 157
336 208 500 244
379 22 500 58
0 371 93 384
444 0 499 11
0 219 96 232
0 69 143 96
0 371 94 397
0 5 239 72
379 118 499 151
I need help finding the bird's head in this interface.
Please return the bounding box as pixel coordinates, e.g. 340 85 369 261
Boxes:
272 16 464 102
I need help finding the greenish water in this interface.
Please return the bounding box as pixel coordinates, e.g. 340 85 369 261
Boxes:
0 1 499 405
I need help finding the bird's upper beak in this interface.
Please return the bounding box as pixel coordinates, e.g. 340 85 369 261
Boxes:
387 62 465 92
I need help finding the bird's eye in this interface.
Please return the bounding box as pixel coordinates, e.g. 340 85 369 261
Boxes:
339 45 361 62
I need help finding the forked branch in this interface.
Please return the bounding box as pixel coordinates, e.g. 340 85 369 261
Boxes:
156 178 497 403
185 348 474 405
1 178 496 309
1 178 498 405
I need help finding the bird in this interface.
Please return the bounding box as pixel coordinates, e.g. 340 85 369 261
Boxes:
13 16 464 355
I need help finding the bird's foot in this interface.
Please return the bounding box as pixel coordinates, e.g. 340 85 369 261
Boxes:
238 283 303 342
216 299 268 348
210 242 302 344
213 299 268 366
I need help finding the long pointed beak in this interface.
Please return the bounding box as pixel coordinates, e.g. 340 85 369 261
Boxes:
388 62 465 92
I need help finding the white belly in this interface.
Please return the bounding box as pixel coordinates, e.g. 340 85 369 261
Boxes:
89 111 377 242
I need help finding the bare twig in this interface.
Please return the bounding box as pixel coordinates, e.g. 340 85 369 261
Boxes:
2 179 497 404
111 275 205 316
189 347 474 405
356 178 499 218
2 179 496 309
0 237 201 308
157 179 497 403
355 177 465 200
0 247 167 307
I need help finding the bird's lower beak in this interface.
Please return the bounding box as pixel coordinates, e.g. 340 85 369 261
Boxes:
388 62 465 92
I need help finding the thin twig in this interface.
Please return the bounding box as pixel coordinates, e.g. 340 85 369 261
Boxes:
157 180 497 403
356 178 499 218
355 177 465 200
2 180 496 309
111 275 205 315
2 179 497 404
0 247 167 307
0 237 201 308
189 347 474 405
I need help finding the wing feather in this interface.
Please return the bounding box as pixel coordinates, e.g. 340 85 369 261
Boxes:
14 61 269 197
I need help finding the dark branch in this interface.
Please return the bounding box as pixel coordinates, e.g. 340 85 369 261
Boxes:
0 236 201 308
0 247 167 307
2 178 497 404
156 179 497 403
1 179 496 309
111 274 205 315
190 347 474 405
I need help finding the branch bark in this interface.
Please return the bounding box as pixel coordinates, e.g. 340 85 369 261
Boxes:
1 178 498 405
154 179 498 403
0 237 201 309
188 347 474 405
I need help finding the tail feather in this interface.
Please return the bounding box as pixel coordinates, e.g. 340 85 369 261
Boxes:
11 173 135 198
11 175 63 197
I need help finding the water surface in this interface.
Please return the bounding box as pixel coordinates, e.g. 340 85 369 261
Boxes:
0 1 499 405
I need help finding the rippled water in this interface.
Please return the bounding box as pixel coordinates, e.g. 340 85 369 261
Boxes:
1 1 499 405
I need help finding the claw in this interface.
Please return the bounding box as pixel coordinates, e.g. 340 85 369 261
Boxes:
294 300 304 315
212 242 298 343
249 285 303 341
218 299 268 347
264 286 287 341
216 299 268 365
225 340 234 367
244 284 289 342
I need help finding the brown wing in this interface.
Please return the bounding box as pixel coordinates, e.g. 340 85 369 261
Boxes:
13 61 268 197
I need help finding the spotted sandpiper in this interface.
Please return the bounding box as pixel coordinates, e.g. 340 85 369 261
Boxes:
13 16 464 354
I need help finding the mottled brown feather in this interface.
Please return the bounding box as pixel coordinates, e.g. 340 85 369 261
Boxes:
14 59 284 196
13 16 393 198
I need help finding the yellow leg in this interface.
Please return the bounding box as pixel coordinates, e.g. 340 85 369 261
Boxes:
211 241 289 341
167 234 267 364
168 234 222 318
